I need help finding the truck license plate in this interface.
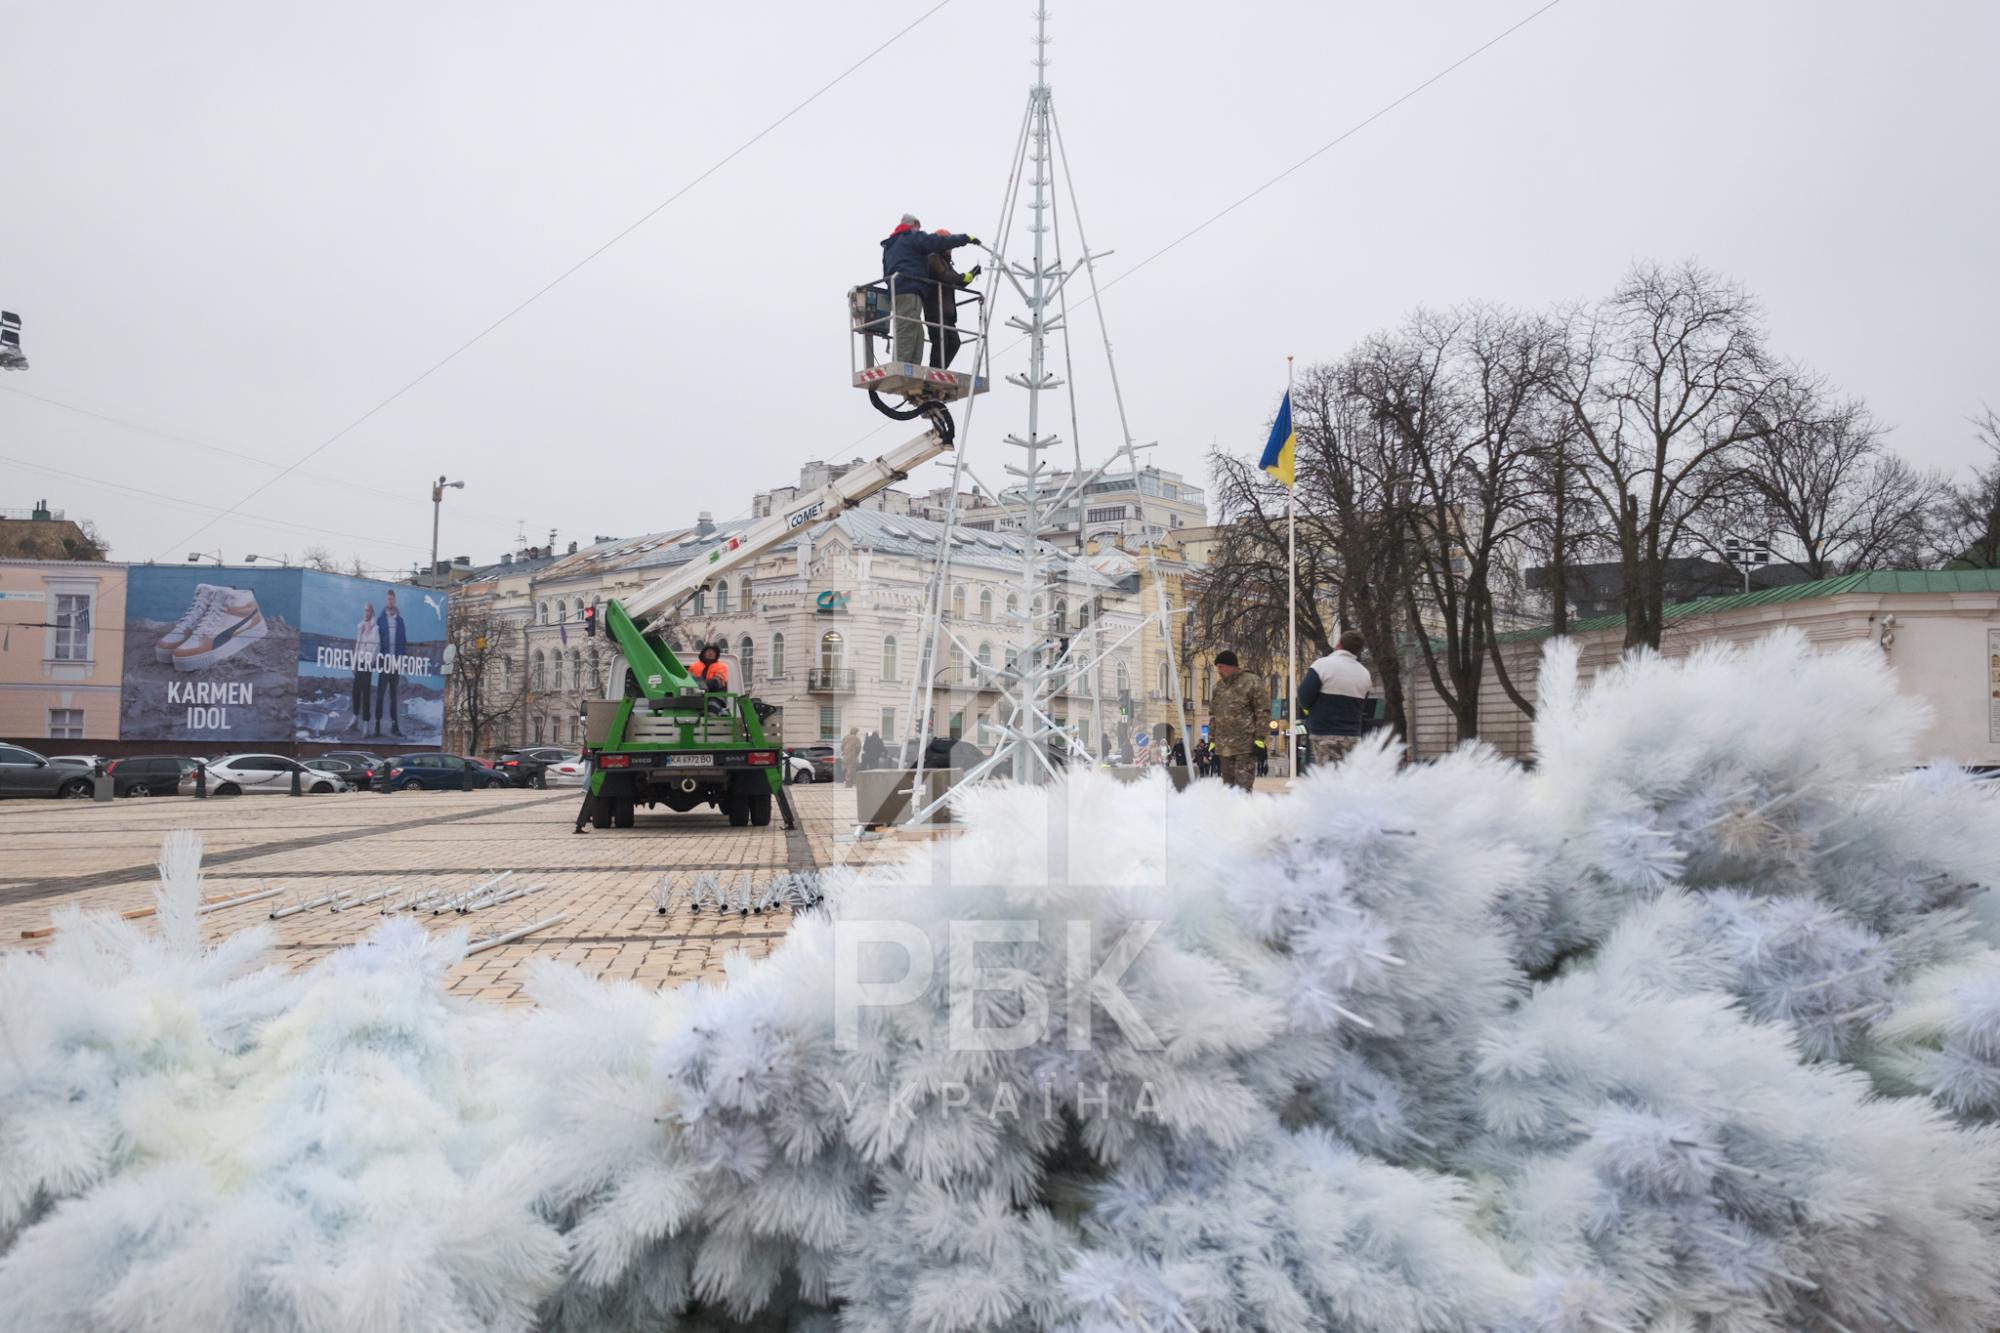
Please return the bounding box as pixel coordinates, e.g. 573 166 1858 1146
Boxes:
668 754 714 767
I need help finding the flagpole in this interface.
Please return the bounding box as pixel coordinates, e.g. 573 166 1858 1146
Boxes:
1285 355 1298 781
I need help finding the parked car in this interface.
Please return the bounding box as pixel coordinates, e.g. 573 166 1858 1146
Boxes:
177 754 348 796
375 754 512 792
540 754 591 787
104 756 199 797
493 746 576 788
303 758 371 790
0 744 97 798
46 754 104 769
315 751 383 789
785 745 837 784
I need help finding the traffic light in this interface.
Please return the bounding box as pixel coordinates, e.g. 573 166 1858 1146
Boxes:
583 605 597 638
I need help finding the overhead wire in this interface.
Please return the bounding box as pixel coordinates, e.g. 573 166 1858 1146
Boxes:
151 0 959 561
1 384 520 529
1 453 434 553
830 0 1566 459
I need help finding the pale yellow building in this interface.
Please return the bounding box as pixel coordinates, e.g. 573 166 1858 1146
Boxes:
0 559 128 744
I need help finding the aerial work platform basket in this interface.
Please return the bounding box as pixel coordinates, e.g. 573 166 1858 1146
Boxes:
849 277 988 414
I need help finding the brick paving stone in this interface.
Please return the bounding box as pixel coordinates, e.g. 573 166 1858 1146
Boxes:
0 783 872 1003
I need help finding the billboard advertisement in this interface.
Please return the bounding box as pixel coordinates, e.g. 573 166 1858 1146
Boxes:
119 567 447 745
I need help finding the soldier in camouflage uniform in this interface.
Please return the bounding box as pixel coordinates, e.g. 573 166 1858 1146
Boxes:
1207 650 1267 792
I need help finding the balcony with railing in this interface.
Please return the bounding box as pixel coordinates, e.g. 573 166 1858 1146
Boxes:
808 667 856 692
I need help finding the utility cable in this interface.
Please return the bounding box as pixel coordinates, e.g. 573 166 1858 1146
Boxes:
154 0 958 561
830 0 1565 462
1 452 433 552
1 383 519 528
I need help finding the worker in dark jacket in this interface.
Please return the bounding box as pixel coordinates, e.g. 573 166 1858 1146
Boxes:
880 215 976 364
1297 629 1372 769
921 232 981 369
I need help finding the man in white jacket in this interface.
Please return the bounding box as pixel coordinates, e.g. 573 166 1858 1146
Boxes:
1296 629 1372 769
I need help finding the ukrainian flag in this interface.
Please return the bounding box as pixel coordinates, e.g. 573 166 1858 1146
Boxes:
1259 389 1296 487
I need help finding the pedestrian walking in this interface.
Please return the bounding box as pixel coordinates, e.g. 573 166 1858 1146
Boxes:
861 731 887 772
1207 651 1266 792
840 727 863 786
1298 629 1372 770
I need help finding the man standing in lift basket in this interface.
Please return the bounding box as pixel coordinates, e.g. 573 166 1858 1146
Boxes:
922 229 981 369
1208 651 1266 793
880 214 977 366
1297 628 1372 770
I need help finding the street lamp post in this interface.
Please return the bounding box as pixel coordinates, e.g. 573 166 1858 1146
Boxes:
1723 536 1773 595
186 550 224 565
431 476 465 587
244 553 289 567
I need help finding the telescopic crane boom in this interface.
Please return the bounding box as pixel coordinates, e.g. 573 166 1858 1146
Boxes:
600 424 951 701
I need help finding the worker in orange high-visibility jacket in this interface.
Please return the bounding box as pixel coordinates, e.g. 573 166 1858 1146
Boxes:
689 642 730 691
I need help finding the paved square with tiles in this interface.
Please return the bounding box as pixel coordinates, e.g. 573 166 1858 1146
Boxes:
0 781 910 1004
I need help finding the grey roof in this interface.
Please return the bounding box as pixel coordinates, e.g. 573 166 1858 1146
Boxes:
824 509 1123 588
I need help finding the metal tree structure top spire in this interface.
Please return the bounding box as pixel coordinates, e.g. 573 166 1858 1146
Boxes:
902 4 1192 816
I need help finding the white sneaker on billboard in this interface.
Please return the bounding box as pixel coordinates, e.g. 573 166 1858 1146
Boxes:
171 588 267 670
155 583 225 663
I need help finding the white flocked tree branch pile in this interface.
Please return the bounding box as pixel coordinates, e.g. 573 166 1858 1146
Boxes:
5 631 2000 1331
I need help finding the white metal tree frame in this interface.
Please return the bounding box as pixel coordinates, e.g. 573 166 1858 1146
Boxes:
901 6 1193 820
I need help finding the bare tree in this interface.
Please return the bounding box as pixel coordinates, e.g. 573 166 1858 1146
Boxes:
1556 261 1781 648
1945 407 2000 569
1739 379 1951 577
1350 306 1558 742
1186 448 1340 670
446 605 528 757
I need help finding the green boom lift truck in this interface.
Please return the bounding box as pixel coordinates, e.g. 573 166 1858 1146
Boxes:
574 422 959 833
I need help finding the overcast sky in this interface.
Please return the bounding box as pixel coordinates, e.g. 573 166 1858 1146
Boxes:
2 0 1995 575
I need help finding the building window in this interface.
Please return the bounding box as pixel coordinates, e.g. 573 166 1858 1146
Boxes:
538 602 549 624
882 634 900 682
820 630 845 672
880 706 896 740
1115 661 1130 695
739 635 755 688
691 589 705 615
948 711 964 740
976 713 992 746
1054 599 1067 634
570 650 583 693
53 593 92 661
951 585 966 620
47 708 84 740
976 589 992 621
819 705 840 740
740 580 753 611
1087 505 1126 524
772 632 786 678
1158 662 1170 695
715 580 731 614
1077 599 1092 630
950 642 966 682
532 650 546 691
556 598 567 623
533 716 545 744
1005 592 1020 618
977 641 993 681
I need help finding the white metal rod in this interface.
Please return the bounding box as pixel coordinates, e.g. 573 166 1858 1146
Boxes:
466 912 568 956
199 886 285 915
270 892 342 919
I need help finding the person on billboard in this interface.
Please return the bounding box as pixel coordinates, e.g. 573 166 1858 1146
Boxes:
349 601 379 734
373 590 409 737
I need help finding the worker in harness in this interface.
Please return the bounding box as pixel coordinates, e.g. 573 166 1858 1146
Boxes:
689 642 729 690
880 214 977 365
921 229 981 370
